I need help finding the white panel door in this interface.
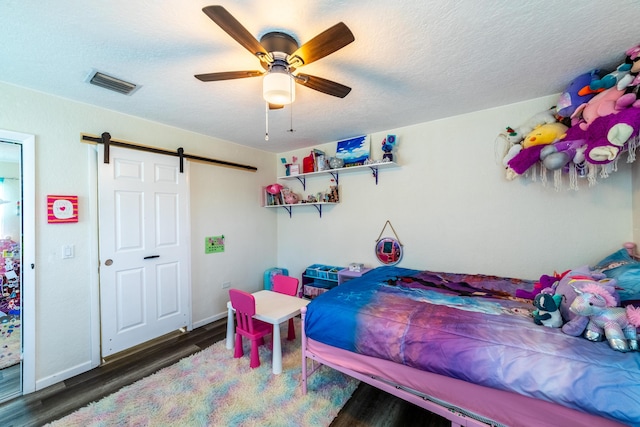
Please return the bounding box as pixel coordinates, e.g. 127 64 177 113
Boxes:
98 146 190 357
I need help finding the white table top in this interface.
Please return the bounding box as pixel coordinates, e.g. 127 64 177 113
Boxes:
226 290 309 374
251 290 309 324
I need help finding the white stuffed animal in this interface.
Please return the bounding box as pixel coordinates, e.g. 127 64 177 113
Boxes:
505 109 558 144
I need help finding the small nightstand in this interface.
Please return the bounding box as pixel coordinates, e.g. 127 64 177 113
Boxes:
302 264 344 299
338 267 372 285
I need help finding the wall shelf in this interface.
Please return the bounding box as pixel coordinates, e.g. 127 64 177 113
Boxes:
264 202 338 218
264 161 398 219
278 161 399 190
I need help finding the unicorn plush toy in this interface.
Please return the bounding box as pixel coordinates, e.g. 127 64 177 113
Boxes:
570 282 640 352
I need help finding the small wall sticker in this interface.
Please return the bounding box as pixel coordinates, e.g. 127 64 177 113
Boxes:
205 235 225 254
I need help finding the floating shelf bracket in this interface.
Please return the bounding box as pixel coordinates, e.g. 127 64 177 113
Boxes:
369 166 380 184
328 171 339 185
294 176 307 190
281 206 292 218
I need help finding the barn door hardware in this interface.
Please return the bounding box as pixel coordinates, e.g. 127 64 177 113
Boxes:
81 132 257 173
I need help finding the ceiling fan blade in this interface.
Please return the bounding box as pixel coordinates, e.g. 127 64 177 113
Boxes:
296 73 352 98
269 103 284 110
289 22 354 66
202 6 268 58
195 70 263 81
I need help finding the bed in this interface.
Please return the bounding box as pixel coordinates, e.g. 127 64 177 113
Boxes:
300 261 640 427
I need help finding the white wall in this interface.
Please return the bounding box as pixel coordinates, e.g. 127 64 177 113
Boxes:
0 82 277 388
277 95 633 281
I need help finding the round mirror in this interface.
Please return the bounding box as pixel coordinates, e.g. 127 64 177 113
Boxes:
375 237 403 265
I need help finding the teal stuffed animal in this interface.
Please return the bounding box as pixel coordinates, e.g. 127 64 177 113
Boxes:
533 293 563 327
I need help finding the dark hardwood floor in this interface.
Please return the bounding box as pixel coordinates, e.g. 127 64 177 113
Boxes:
330 383 449 427
0 319 448 427
0 364 21 403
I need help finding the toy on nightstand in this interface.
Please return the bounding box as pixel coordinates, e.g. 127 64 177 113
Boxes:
349 263 364 272
381 135 397 162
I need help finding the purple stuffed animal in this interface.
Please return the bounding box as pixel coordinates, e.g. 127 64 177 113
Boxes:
556 69 601 118
552 268 612 337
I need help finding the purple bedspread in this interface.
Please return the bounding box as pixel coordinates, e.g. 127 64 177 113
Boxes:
304 266 640 426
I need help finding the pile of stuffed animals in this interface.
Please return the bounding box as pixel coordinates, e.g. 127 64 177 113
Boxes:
499 44 640 190
519 267 640 352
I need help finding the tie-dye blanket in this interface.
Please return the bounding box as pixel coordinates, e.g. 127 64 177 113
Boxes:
304 266 640 425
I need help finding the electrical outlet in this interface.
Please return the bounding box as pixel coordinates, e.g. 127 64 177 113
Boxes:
222 281 231 289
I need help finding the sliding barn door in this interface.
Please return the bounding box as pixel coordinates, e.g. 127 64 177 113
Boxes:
98 146 191 357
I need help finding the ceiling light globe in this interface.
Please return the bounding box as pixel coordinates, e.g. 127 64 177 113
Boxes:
263 71 295 105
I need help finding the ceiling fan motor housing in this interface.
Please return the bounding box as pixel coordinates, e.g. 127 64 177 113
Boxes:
260 32 299 56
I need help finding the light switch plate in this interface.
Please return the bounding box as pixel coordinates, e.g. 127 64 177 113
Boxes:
62 244 75 259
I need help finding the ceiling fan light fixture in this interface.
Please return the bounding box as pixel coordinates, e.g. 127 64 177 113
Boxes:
263 66 295 105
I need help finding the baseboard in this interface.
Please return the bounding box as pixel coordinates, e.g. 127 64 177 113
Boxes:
192 311 226 329
36 360 94 391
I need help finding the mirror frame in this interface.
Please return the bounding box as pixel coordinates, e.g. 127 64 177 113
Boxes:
375 237 403 266
0 129 35 394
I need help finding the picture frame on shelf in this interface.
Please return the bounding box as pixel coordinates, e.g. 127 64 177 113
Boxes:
336 135 370 167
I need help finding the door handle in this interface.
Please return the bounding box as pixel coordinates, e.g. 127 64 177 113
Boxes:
144 255 160 260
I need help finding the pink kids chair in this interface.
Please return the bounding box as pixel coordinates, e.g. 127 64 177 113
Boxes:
229 289 272 368
272 274 300 341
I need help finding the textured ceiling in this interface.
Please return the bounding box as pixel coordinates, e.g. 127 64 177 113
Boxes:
2 0 640 153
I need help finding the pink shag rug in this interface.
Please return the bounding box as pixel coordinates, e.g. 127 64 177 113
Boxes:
48 320 359 426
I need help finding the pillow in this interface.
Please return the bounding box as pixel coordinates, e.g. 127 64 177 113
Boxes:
593 249 640 302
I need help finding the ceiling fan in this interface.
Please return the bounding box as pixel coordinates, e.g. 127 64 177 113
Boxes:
195 5 355 109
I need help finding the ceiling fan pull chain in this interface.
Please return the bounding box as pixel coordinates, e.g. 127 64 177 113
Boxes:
289 77 295 133
289 103 293 132
265 101 269 141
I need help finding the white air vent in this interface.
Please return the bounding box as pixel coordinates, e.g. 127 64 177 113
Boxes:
86 70 140 95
